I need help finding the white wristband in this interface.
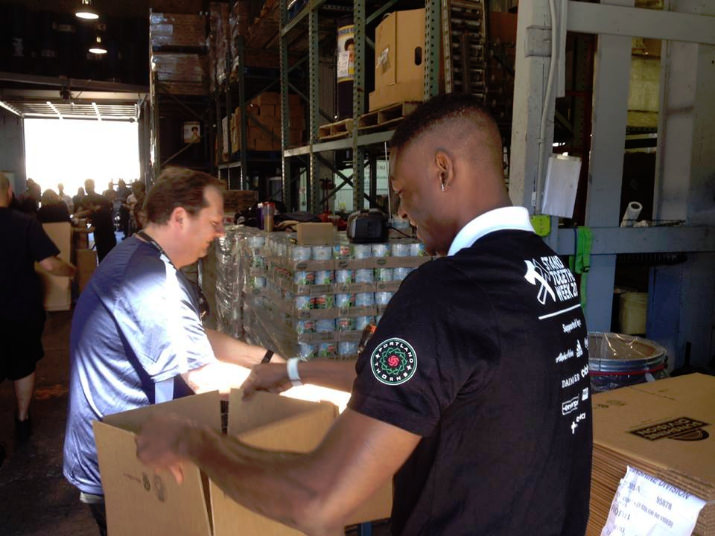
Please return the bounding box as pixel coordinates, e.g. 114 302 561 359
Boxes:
287 357 303 387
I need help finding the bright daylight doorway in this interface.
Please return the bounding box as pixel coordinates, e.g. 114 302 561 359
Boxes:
24 118 140 198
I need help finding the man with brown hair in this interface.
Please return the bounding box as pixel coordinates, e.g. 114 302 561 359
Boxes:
64 167 279 535
0 173 75 446
137 95 592 535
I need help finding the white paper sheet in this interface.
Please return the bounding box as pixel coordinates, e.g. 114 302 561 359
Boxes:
601 466 707 536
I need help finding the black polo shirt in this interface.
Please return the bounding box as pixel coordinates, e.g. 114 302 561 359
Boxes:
0 207 59 319
349 226 592 535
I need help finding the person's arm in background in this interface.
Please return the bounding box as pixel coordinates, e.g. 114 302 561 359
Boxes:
38 255 76 277
205 328 284 366
242 360 356 398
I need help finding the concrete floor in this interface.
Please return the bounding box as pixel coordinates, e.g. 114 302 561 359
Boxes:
0 308 391 536
0 310 98 536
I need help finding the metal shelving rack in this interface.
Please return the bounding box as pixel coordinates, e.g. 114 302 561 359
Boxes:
278 0 442 213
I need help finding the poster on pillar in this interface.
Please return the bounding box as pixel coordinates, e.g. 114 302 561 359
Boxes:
541 154 582 218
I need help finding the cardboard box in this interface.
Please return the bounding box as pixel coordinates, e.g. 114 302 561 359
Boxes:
36 222 72 311
370 9 425 111
297 223 336 246
94 391 392 536
76 248 97 294
588 374 715 535
252 92 281 106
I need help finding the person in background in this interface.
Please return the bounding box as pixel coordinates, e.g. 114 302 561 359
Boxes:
116 179 131 239
38 189 71 223
72 187 86 213
137 94 593 536
0 173 76 445
126 180 146 235
17 178 41 215
63 167 281 536
75 179 116 262
57 183 74 213
101 180 116 204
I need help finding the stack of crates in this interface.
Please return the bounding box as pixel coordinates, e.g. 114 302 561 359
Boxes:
239 231 430 360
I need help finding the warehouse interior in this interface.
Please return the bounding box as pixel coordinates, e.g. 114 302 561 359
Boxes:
0 0 714 534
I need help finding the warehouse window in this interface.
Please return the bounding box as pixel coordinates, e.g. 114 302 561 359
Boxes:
24 118 140 196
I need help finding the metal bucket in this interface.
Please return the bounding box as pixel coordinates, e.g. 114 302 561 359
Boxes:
588 332 668 393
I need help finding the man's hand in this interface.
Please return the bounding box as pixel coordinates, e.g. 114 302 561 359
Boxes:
242 363 292 400
136 415 200 484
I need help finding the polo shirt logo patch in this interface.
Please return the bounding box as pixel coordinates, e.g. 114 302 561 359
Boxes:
524 256 579 304
371 338 417 385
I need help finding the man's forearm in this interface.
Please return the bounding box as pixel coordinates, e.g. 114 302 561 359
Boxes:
296 360 356 392
206 328 277 367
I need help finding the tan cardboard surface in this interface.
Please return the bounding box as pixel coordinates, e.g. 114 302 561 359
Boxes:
96 390 392 536
37 222 72 311
592 373 715 484
374 9 425 92
211 392 338 536
94 392 222 536
296 223 336 246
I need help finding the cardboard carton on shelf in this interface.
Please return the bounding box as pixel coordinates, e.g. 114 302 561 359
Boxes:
369 8 426 111
94 390 392 536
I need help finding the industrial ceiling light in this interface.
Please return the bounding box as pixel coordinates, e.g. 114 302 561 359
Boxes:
89 35 107 55
76 0 99 20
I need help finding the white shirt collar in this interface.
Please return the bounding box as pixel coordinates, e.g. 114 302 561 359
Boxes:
447 206 535 256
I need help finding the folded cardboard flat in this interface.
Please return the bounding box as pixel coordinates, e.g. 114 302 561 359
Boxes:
95 390 392 535
587 374 715 535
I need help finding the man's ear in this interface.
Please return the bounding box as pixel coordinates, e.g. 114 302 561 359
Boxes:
434 150 454 191
169 206 188 228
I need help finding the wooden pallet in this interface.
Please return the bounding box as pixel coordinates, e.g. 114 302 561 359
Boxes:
358 101 420 132
317 118 353 140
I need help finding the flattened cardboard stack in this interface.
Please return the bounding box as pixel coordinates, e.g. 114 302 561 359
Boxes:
588 374 715 535
95 390 392 536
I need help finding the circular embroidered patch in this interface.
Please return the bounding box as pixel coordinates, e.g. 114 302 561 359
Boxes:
370 338 417 385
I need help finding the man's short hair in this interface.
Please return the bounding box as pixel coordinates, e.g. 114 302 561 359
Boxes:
390 93 497 151
144 167 223 225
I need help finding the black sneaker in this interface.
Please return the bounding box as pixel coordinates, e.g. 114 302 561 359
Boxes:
0 442 5 467
15 416 32 443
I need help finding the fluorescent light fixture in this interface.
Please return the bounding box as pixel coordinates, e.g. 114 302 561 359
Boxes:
76 0 99 20
89 36 107 54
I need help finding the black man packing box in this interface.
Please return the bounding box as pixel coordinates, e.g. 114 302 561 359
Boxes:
94 390 392 535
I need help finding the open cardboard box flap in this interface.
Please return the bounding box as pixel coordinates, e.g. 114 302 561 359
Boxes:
95 390 392 536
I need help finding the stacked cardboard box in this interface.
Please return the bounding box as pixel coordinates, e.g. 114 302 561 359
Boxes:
94 390 392 535
149 13 206 48
152 53 208 95
240 231 430 360
229 92 305 153
588 374 715 535
369 9 426 111
208 2 230 87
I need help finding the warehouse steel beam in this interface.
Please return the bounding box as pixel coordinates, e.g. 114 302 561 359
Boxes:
649 0 715 370
583 0 633 332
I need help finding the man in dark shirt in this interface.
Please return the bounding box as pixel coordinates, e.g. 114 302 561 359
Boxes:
137 94 592 535
0 173 75 442
75 179 116 262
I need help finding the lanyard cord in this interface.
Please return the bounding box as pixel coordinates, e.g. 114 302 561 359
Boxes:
136 230 210 320
136 230 176 269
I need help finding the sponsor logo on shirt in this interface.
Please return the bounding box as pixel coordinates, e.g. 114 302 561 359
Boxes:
523 256 578 304
561 395 580 415
370 338 417 386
